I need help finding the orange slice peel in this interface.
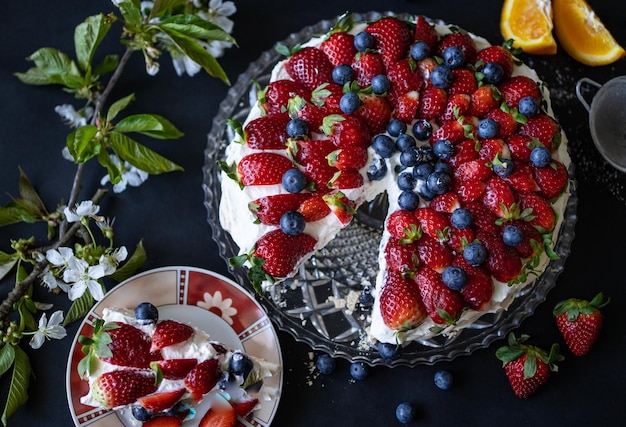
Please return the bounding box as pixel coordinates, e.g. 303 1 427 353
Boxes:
500 0 557 55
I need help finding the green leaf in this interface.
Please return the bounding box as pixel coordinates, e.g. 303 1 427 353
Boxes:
0 345 15 378
158 15 236 44
0 255 17 281
109 239 146 282
74 14 113 71
18 167 47 217
63 291 94 326
2 347 31 426
109 132 183 175
117 1 143 27
107 93 136 122
14 47 83 88
149 0 187 19
0 204 40 226
66 124 100 163
97 150 123 185
115 113 183 139
157 26 230 84
93 54 119 77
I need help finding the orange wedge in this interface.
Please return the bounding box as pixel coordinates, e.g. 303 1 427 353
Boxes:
553 0 626 66
500 0 557 55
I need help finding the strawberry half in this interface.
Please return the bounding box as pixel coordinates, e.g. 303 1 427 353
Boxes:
143 416 183 427
99 322 152 368
198 393 237 427
184 358 221 402
553 292 609 356
91 369 157 408
151 320 194 352
138 388 186 412
153 358 198 380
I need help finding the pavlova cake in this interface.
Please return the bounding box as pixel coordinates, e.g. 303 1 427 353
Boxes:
78 302 278 426
218 12 571 346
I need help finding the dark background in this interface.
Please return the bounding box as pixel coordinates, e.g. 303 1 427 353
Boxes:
1 0 625 425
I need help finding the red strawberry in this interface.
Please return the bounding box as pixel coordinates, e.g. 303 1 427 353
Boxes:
448 67 478 96
91 369 157 408
481 176 517 218
532 159 568 199
259 79 310 116
448 138 480 168
468 84 501 117
303 156 337 193
100 322 152 368
327 146 368 171
387 59 422 103
328 169 364 190
475 43 515 80
320 31 356 66
322 191 356 224
464 201 499 234
287 138 335 164
478 138 509 161
198 393 237 427
506 133 540 162
502 162 540 193
438 93 471 124
384 238 419 278
518 113 561 151
312 82 344 115
430 192 461 213
553 292 609 356
509 220 544 259
485 104 522 138
243 114 290 149
231 397 259 417
288 95 326 131
298 194 331 222
386 209 421 243
365 16 413 68
138 388 186 412
351 52 385 87
355 92 392 135
394 90 420 123
143 416 182 427
417 57 438 85
496 333 563 399
253 229 317 277
431 118 473 145
498 75 541 109
453 159 492 182
413 15 439 52
151 320 194 352
417 234 454 273
322 114 371 148
437 29 477 62
517 192 556 233
415 207 450 242
184 358 221 402
154 358 198 380
249 193 311 225
418 86 447 120
477 230 522 283
284 46 334 91
447 225 475 253
379 269 428 330
415 265 465 325
237 153 293 186
454 179 486 203
453 255 493 310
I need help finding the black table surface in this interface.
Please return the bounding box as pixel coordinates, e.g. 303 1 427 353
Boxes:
2 1 626 426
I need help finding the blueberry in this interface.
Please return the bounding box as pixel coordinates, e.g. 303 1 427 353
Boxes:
482 62 504 84
332 64 354 86
372 134 396 158
397 171 417 191
502 224 524 246
410 40 430 61
434 369 453 390
280 210 306 235
434 161 452 175
450 207 473 229
286 118 308 138
349 362 370 380
398 190 420 211
463 242 487 266
426 171 451 195
431 65 453 89
387 119 407 137
131 406 151 422
412 119 433 141
229 351 253 379
377 341 401 361
340 92 361 114
396 133 417 151
282 168 307 193
518 96 540 117
165 402 192 420
413 161 434 180
371 74 390 95
399 146 421 167
354 31 375 52
367 156 388 181
433 139 454 160
442 266 467 291
415 178 435 201
135 302 159 325
477 118 499 139
442 45 465 69
359 286 375 307
530 146 552 167
419 145 437 163
396 402 415 424
493 158 514 177
316 354 336 375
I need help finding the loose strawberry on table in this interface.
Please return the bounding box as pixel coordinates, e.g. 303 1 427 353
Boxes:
553 292 609 356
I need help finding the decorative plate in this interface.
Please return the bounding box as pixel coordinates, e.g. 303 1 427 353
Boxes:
66 266 283 426
202 11 578 366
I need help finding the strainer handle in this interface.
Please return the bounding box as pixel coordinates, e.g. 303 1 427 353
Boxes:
575 77 602 113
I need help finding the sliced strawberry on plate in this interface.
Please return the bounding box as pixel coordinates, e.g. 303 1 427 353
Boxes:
100 322 152 368
142 416 183 427
91 369 157 408
151 320 194 352
184 358 221 402
199 393 237 427
154 358 198 380
231 397 259 417
138 388 186 412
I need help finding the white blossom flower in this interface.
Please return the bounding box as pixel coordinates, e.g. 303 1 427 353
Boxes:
195 0 237 33
100 154 149 193
100 246 128 275
197 291 237 325
54 104 94 128
29 310 67 349
64 201 100 223
41 266 71 293
46 247 75 267
63 257 106 301
171 50 203 77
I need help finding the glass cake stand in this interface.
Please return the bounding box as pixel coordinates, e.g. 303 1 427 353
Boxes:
202 11 578 367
